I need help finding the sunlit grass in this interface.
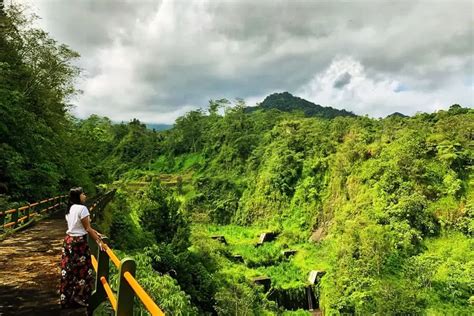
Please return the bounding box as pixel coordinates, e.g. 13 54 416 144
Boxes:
191 223 332 291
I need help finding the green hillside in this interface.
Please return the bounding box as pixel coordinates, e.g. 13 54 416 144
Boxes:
1 5 473 316
245 92 355 118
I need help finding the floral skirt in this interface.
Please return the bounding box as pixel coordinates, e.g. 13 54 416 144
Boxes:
60 234 94 308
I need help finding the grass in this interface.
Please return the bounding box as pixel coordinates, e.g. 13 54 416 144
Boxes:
150 153 205 173
191 223 332 290
106 173 332 313
420 232 474 314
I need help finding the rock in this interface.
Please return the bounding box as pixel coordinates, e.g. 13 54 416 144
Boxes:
252 276 271 292
210 235 227 245
308 270 326 285
231 255 244 263
282 250 297 258
257 232 279 246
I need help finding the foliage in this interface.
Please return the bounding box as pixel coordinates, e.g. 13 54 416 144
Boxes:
246 92 355 118
2 6 473 314
107 192 140 249
214 281 277 316
139 180 190 252
102 103 472 315
114 249 198 315
0 5 92 200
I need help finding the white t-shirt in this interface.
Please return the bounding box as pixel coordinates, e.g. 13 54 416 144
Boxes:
65 204 90 236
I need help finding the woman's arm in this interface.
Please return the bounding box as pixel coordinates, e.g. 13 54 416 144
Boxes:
81 215 104 249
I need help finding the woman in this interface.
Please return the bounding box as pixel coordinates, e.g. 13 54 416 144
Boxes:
60 187 104 308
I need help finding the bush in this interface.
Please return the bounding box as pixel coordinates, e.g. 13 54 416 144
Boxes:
139 179 190 251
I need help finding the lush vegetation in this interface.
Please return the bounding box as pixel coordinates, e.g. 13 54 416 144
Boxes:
245 92 355 119
1 5 473 316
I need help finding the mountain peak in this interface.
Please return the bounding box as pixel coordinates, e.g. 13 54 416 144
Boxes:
386 112 408 118
247 92 355 119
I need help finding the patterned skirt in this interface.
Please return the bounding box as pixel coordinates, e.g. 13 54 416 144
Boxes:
60 234 94 308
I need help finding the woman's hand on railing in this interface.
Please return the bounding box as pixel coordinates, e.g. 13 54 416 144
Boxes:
96 239 105 251
96 233 107 251
96 235 109 251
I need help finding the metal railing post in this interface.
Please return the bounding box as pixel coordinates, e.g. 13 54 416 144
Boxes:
116 258 137 316
12 208 18 229
25 204 30 222
89 237 110 312
0 211 4 232
49 198 54 214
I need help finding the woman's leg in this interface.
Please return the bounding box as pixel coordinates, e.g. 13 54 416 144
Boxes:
60 235 75 308
71 236 94 306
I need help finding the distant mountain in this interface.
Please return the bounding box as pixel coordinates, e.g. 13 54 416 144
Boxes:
145 123 173 131
245 92 355 118
386 112 408 118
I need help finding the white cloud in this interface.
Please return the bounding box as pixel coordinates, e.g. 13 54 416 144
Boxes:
298 56 473 117
13 0 474 122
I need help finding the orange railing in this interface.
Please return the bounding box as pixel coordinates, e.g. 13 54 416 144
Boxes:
86 190 165 315
0 190 165 315
0 195 66 232
89 240 165 315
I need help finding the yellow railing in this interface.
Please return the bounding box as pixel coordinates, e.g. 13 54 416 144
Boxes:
0 190 165 315
0 195 66 232
101 275 118 310
90 241 165 315
87 190 165 315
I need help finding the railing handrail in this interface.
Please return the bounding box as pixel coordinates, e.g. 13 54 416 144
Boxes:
0 194 67 232
101 276 118 310
90 239 165 315
0 190 112 232
87 189 165 315
124 271 165 316
0 190 165 315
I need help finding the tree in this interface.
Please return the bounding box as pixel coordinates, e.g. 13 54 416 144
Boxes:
139 180 190 251
0 4 91 200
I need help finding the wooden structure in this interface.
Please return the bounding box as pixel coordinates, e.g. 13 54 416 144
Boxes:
308 270 326 285
231 254 244 263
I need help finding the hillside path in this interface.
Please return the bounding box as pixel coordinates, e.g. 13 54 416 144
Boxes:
0 212 87 315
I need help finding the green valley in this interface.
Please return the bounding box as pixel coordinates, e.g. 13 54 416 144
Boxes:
1 4 473 316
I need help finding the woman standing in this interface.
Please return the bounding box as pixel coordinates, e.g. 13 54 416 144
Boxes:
60 187 104 308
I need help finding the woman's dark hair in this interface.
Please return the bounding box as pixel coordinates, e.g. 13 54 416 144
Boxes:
66 187 84 214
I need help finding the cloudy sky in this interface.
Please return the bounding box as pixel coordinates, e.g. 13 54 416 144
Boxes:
15 0 474 123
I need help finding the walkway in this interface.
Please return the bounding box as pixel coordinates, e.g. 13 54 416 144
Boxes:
0 212 86 315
